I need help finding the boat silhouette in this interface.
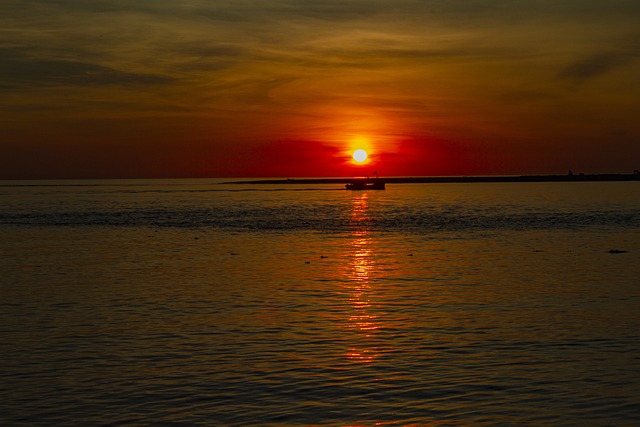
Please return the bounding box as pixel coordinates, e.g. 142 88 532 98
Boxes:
345 177 386 190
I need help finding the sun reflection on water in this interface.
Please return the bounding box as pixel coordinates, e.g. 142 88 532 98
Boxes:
345 193 381 363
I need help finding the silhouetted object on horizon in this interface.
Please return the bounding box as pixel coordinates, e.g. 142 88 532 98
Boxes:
345 177 386 190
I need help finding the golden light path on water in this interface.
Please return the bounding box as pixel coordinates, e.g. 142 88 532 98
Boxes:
345 192 381 364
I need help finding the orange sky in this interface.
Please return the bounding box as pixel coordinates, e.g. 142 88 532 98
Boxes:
1 1 640 179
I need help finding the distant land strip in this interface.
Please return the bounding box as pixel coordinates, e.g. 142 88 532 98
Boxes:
225 174 640 185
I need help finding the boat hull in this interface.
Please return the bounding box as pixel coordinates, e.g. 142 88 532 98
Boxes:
345 180 386 190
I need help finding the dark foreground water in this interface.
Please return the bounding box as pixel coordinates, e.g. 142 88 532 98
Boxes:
1 180 639 426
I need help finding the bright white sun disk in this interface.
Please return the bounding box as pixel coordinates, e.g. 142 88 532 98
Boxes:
353 149 367 163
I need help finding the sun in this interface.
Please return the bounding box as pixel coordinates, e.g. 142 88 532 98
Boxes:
353 149 368 163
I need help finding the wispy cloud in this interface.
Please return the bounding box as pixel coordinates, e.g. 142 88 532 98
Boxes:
558 51 636 83
0 49 173 88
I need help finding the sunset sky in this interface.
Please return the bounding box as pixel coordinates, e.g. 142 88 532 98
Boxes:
2 1 639 179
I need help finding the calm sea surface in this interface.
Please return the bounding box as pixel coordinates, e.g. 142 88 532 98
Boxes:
1 180 639 426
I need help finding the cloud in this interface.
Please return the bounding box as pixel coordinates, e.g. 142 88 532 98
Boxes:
558 51 636 83
0 49 174 88
274 0 390 21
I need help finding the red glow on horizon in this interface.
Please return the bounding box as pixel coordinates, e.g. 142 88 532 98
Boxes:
191 131 552 179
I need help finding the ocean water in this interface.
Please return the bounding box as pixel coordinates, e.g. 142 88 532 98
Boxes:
1 179 639 426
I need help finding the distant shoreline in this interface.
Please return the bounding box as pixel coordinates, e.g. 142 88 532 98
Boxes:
225 174 640 185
